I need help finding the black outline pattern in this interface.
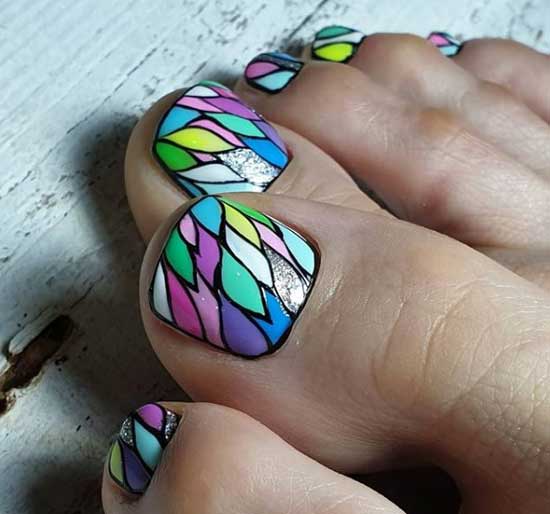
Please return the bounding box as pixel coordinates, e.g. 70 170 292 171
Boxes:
244 52 304 94
148 196 320 359
427 31 463 57
152 82 289 198
311 25 366 63
108 403 180 495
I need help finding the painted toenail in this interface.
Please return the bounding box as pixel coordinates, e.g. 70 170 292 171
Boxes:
244 52 304 93
152 81 290 197
427 31 463 57
108 403 180 494
149 195 319 358
311 25 366 63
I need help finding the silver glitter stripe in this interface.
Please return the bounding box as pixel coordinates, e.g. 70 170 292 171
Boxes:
119 417 134 446
218 149 279 186
164 411 179 441
265 246 306 315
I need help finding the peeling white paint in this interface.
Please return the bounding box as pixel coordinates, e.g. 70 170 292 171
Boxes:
0 354 9 376
7 307 60 357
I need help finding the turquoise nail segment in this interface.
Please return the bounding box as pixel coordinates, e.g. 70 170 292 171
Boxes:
108 403 180 494
153 81 290 197
427 31 463 57
149 195 319 358
311 25 365 63
244 52 304 94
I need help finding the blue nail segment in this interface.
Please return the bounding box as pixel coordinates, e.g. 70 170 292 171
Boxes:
153 81 290 197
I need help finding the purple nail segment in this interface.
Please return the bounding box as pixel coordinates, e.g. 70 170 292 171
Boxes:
108 403 180 494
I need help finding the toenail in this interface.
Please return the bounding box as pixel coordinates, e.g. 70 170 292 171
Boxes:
152 81 290 197
108 403 180 494
149 195 319 358
311 25 366 63
427 31 463 57
244 52 304 93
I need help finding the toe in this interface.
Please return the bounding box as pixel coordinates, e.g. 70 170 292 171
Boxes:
350 33 550 178
126 82 379 241
454 38 550 124
236 53 550 250
102 402 404 514
139 193 550 513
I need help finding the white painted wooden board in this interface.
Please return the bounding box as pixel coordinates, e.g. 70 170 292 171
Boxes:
0 0 549 512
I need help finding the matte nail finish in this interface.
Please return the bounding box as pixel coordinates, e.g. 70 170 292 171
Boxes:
244 52 304 94
427 31 463 57
311 25 365 63
108 403 180 494
149 196 319 358
153 81 290 197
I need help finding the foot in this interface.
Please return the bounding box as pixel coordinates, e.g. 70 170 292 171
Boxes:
108 29 550 514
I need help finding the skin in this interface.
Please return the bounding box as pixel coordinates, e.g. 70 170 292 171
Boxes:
104 33 550 514
125 90 380 240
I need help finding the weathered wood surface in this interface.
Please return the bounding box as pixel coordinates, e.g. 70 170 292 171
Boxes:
0 1 549 512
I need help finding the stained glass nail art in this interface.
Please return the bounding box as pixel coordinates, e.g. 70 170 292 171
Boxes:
244 52 304 94
108 403 180 494
149 196 319 358
153 81 289 197
311 25 366 63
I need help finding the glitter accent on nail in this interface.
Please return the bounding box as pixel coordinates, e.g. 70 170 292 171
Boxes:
219 148 279 186
164 411 179 441
265 246 305 314
149 196 319 358
108 403 180 495
153 81 289 197
119 417 134 446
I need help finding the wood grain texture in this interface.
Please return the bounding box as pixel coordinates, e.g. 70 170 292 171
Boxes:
0 1 549 512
